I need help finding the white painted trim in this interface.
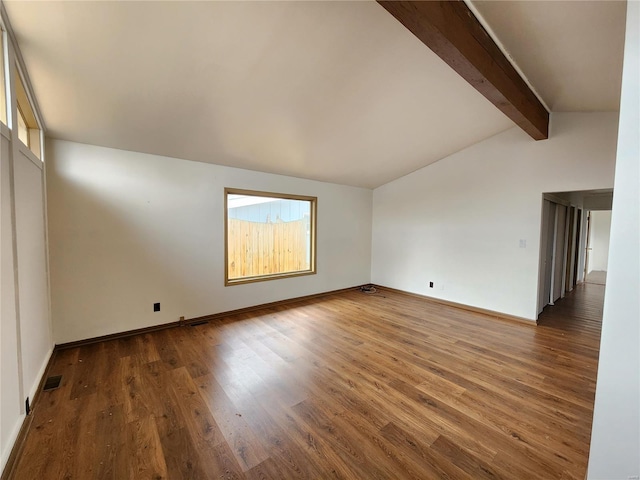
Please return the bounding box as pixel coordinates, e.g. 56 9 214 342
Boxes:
549 205 559 306
0 121 8 140
0 412 24 475
0 2 46 132
16 140 43 170
13 60 43 132
568 207 579 291
40 141 54 356
0 346 53 474
543 192 572 208
577 209 588 283
1 26 9 129
560 206 570 299
5 17 26 417
536 197 545 316
25 347 53 407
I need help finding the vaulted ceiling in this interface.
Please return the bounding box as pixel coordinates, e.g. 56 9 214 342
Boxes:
3 0 626 188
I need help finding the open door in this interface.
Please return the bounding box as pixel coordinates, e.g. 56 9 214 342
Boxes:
538 199 555 314
572 209 582 288
585 210 612 285
538 189 613 320
538 198 574 313
552 204 567 303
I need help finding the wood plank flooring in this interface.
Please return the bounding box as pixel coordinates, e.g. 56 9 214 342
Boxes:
9 283 604 479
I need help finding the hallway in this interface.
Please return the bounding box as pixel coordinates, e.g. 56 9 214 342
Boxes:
537 281 604 343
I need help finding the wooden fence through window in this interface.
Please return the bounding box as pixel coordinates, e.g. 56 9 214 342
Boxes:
227 218 309 279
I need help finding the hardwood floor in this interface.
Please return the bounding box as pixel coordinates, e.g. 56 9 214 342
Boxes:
585 270 607 286
9 284 603 479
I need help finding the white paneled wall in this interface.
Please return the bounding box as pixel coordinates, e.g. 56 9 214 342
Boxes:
0 15 52 475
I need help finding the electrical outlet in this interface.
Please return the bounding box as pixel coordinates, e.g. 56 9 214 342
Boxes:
153 302 160 312
429 282 434 288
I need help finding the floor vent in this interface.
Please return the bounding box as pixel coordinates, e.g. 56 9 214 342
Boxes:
189 320 209 327
43 375 62 391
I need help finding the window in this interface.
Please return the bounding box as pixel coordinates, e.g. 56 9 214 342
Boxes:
0 29 6 125
225 188 317 285
17 103 28 143
14 67 41 159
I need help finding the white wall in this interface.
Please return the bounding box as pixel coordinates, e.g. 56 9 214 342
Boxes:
371 112 618 320
588 2 640 478
587 210 611 273
46 139 372 344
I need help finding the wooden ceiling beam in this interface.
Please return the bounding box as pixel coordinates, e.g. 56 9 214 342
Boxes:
377 0 549 140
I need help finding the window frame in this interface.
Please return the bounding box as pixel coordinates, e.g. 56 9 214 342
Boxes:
0 27 7 126
14 63 42 159
224 187 317 286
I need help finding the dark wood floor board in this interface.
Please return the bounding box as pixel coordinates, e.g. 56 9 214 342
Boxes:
126 415 168 480
134 333 162 365
157 427 209 480
168 327 213 379
422 352 593 435
120 354 154 424
94 404 129 479
165 367 226 448
256 395 363 480
8 283 603 479
336 290 596 440
13 393 92 479
271 332 452 454
225 398 327 479
379 422 478 480
214 322 309 409
456 379 592 445
310 304 596 438
315 297 543 382
278 311 431 388
222 315 441 478
204 441 246 479
453 339 595 392
69 344 104 399
441 386 591 468
290 399 409 480
195 373 271 471
429 434 507 480
244 457 287 480
151 328 185 370
389 378 571 478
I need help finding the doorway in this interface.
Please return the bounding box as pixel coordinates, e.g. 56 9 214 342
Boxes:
537 189 613 316
585 210 612 285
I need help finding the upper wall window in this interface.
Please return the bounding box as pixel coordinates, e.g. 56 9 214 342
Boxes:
0 29 7 125
225 188 317 285
17 102 28 143
14 67 41 159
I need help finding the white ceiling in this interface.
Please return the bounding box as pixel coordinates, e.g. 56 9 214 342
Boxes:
3 1 626 188
472 0 626 112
